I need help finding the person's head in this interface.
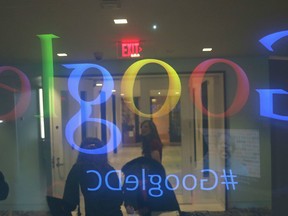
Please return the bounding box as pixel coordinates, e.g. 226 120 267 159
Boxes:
216 133 235 160
77 137 108 164
140 120 160 139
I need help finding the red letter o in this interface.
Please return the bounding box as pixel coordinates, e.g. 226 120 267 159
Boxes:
0 66 31 121
189 59 249 117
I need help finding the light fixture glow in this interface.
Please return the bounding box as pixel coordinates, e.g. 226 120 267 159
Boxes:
96 83 103 87
131 53 140 58
0 120 4 123
38 88 45 139
114 19 128 24
202 48 212 52
112 89 116 93
57 53 67 57
153 25 157 30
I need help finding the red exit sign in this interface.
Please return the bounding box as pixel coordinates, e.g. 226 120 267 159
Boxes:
121 41 142 58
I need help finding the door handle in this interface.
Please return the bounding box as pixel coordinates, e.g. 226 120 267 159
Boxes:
56 157 64 168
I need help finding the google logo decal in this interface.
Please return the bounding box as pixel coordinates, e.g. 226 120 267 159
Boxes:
1 32 288 154
63 58 250 154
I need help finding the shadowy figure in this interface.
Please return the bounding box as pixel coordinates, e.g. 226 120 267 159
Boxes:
140 120 163 163
63 137 123 216
122 156 180 216
0 171 9 200
216 132 249 176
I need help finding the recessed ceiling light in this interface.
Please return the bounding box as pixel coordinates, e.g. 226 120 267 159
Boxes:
202 48 212 52
57 53 67 57
153 25 157 30
96 83 103 87
131 53 140 58
114 19 128 24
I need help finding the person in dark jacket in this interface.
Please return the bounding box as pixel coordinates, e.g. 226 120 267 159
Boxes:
0 171 9 200
63 138 123 216
122 156 180 216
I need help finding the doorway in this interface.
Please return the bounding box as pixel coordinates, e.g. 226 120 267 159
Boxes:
48 71 226 213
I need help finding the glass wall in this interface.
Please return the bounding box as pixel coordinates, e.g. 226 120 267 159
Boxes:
1 1 288 216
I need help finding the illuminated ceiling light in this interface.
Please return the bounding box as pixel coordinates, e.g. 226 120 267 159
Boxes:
114 19 128 24
57 53 68 57
131 53 140 58
153 24 157 30
112 89 116 93
96 83 103 87
158 92 161 95
0 120 3 123
202 48 212 52
151 98 157 103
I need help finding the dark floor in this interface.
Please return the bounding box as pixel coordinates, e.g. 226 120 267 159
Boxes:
0 208 272 216
182 208 271 216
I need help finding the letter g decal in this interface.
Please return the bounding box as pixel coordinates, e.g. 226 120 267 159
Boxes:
64 64 121 154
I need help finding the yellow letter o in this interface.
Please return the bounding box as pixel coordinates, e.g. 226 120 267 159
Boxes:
121 59 181 118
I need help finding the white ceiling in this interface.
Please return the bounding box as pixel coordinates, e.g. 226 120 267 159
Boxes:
1 0 288 63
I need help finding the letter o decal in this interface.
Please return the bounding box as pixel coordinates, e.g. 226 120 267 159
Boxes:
189 59 249 117
121 59 181 118
0 66 31 121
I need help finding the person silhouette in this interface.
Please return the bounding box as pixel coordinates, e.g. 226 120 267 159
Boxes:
122 156 181 216
140 120 163 163
62 137 123 216
0 171 9 200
